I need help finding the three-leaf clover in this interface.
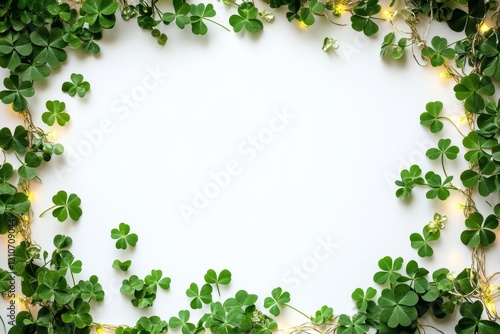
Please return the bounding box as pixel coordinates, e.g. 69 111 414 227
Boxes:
112 259 132 271
30 27 68 68
426 139 459 160
410 226 440 257
311 305 334 325
111 222 138 250
0 126 28 153
263 287 290 316
378 284 418 328
163 0 191 29
460 212 498 248
455 301 500 333
420 101 444 133
395 165 425 200
351 287 377 312
229 2 263 32
186 282 213 309
204 268 231 296
120 275 144 295
424 171 453 200
337 313 370 334
62 73 91 98
421 36 455 67
373 256 403 284
169 310 196 334
350 0 381 36
0 75 35 111
39 190 82 222
298 0 325 26
454 73 495 113
380 32 407 60
42 100 70 126
81 0 119 32
190 3 217 36
61 298 93 329
36 270 73 305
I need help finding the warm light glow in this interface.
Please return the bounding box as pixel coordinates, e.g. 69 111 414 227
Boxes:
458 115 468 123
334 3 346 15
485 297 497 314
48 130 59 138
480 23 491 33
27 193 35 202
454 202 466 210
438 71 452 79
382 9 393 19
96 327 104 334
298 21 309 29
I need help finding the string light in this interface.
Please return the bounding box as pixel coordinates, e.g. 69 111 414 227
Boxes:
96 326 104 334
480 23 490 33
333 3 345 15
458 115 468 123
27 193 35 202
382 9 393 20
48 130 59 138
298 21 309 29
454 202 466 210
438 71 452 79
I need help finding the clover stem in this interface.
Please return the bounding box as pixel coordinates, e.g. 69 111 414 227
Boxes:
441 155 448 178
284 304 310 320
439 117 467 137
205 18 231 32
216 283 221 297
39 205 57 217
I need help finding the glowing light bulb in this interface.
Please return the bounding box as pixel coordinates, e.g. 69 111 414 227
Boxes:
27 193 35 202
48 130 59 138
480 23 490 33
454 203 466 210
458 115 468 123
439 71 452 79
382 9 393 19
334 3 345 15
96 327 104 334
298 21 309 29
485 297 497 314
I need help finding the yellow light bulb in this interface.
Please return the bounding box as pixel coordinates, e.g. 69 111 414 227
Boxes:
382 9 392 19
438 71 452 79
298 21 309 29
480 23 490 33
48 130 59 138
458 115 468 123
96 327 104 334
27 193 35 202
454 203 466 210
334 3 345 15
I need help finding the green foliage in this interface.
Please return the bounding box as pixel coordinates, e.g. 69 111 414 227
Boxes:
204 268 231 296
378 284 418 328
190 3 217 35
0 75 34 111
455 301 500 333
42 100 69 126
395 165 424 200
426 139 459 160
454 74 495 113
81 0 119 32
311 305 334 325
111 222 139 249
62 73 90 98
298 0 325 26
186 282 213 309
350 0 381 36
229 2 263 32
337 313 370 334
263 287 290 316
380 32 408 59
424 171 453 200
40 190 82 222
351 287 377 313
460 212 498 248
169 310 196 334
120 270 171 309
113 259 132 271
421 36 455 67
420 101 444 133
373 256 403 285
0 125 28 153
410 226 440 257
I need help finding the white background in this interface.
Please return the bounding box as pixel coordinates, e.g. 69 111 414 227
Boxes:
2 3 495 333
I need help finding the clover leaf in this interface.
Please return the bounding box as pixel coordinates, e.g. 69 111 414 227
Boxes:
186 282 213 309
112 259 132 271
42 100 70 126
426 139 459 160
81 0 119 32
337 313 370 334
298 0 325 26
0 125 28 153
480 36 500 81
204 268 231 296
136 316 169 334
53 250 82 276
263 287 290 316
120 275 144 296
351 287 377 312
40 190 82 222
424 171 453 200
0 75 35 111
350 0 381 36
62 73 90 98
462 131 497 163
111 222 138 249
190 3 216 35
420 101 444 133
229 2 263 32
61 298 93 329
144 269 171 293
454 73 495 113
36 270 73 305
169 310 196 334
421 36 455 67
447 0 486 36
380 32 408 60
0 33 33 70
460 212 498 248
311 305 334 325
395 165 425 200
30 27 68 68
455 301 500 334
74 275 104 302
163 0 191 29
378 284 418 328
373 256 403 284
410 226 440 257
0 269 11 293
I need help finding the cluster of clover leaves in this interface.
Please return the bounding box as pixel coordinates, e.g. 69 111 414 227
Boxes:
0 0 499 333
